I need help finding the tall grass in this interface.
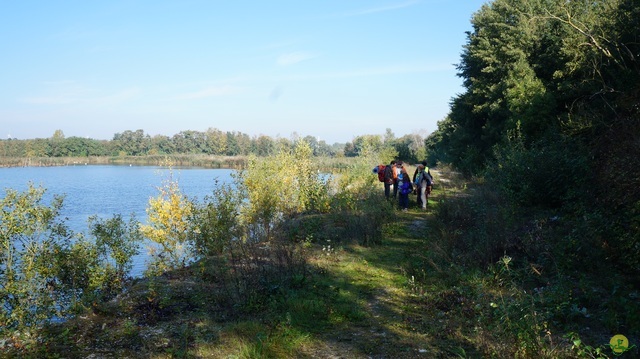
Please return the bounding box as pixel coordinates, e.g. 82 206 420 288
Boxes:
421 160 640 357
0 154 248 168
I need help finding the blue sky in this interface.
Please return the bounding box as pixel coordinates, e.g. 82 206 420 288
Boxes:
1 0 487 144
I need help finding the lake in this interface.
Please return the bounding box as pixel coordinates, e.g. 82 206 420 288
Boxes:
0 165 236 276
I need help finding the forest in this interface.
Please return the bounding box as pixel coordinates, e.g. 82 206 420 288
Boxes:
426 0 639 282
1 0 639 357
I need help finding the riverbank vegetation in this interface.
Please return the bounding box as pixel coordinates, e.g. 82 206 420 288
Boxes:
0 127 427 169
2 146 638 358
0 141 395 357
2 0 639 357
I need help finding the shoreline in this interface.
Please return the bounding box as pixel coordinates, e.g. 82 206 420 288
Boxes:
0 155 247 169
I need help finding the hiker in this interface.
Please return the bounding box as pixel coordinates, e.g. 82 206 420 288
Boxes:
413 160 432 208
418 162 434 209
393 161 401 199
413 163 425 208
396 162 412 211
383 160 397 199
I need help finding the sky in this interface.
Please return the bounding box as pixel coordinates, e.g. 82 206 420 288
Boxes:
0 0 488 144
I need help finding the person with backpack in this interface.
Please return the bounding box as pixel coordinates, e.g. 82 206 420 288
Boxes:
383 160 396 199
416 161 434 209
413 163 425 208
396 161 412 211
413 160 432 208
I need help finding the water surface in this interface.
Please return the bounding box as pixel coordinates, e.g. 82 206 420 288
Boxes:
1 165 235 275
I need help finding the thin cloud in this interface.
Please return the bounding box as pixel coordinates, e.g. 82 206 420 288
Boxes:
276 52 317 66
21 80 85 104
280 62 453 81
260 40 301 51
338 0 421 17
173 86 240 100
20 86 140 105
20 96 78 105
192 62 451 85
94 87 141 104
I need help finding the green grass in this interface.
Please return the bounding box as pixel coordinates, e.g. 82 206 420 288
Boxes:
23 212 443 358
8 168 637 359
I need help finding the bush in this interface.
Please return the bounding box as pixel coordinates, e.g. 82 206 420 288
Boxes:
0 185 72 336
485 135 590 209
141 176 195 275
0 185 139 345
189 180 243 257
238 140 332 242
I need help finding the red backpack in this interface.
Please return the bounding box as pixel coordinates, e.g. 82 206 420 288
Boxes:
376 165 386 182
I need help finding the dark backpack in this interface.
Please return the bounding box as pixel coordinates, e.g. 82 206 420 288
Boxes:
422 171 433 186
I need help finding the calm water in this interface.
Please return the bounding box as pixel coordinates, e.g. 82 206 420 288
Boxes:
0 165 236 276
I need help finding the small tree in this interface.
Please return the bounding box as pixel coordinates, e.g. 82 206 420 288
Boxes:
238 140 330 241
88 214 142 291
141 176 194 275
190 180 243 256
0 185 68 334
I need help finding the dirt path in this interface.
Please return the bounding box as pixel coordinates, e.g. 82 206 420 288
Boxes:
302 211 457 358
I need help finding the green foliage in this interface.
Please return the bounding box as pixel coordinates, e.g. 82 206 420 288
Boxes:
0 185 69 335
428 167 640 357
392 133 426 164
279 149 396 246
430 0 640 176
293 141 332 214
87 214 142 295
238 140 331 242
1 127 343 159
566 332 611 359
190 180 243 256
0 185 139 347
141 174 195 275
424 3 640 350
485 134 590 208
433 186 516 268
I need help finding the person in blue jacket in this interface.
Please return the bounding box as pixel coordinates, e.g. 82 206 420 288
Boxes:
396 162 412 211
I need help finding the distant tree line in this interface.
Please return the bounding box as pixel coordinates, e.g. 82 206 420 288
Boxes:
0 128 340 158
0 127 430 163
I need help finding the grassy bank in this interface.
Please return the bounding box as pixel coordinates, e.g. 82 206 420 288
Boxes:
4 168 637 358
27 211 458 358
0 155 359 171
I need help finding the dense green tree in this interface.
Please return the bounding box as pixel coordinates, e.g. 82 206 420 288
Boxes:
314 140 335 157
51 129 65 140
275 137 293 153
343 141 357 157
205 128 227 155
1 129 353 160
429 0 639 174
49 130 68 157
427 0 640 279
113 130 150 156
300 135 333 156
149 134 174 155
24 139 49 157
252 135 276 156
63 137 108 157
343 135 384 158
171 130 206 154
234 132 252 156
